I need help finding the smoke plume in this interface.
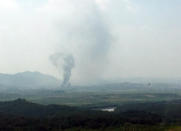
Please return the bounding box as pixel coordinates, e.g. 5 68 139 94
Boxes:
49 53 75 88
49 0 113 84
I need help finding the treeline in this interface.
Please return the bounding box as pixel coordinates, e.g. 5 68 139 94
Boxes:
0 99 180 130
0 111 162 131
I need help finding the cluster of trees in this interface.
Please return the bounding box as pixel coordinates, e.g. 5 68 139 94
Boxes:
0 99 180 130
0 112 162 131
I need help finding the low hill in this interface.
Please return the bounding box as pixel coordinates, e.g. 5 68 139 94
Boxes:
0 99 80 117
0 71 60 90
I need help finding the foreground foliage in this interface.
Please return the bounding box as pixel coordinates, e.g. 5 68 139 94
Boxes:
0 99 180 131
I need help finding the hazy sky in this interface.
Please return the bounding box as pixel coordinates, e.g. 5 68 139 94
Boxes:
0 0 181 84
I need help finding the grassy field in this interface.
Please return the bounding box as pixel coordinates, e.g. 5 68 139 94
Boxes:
27 92 181 106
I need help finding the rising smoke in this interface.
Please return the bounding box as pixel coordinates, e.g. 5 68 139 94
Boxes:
49 53 75 88
50 0 113 84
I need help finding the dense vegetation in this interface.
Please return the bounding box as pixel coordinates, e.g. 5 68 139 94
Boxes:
0 76 181 130
0 99 180 130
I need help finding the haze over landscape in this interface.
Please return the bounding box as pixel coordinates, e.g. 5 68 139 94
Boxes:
0 0 181 85
0 1 181 130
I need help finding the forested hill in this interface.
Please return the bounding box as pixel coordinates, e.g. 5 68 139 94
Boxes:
0 99 81 117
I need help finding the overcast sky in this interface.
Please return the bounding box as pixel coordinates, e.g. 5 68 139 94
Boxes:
0 0 181 84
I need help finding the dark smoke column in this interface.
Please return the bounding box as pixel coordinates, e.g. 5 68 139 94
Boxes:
49 53 75 88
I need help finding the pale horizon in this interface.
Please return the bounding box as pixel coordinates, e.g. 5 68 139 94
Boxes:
0 0 181 85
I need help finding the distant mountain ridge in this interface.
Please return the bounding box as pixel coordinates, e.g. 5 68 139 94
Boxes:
0 71 60 90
